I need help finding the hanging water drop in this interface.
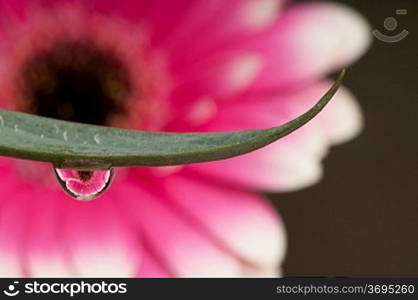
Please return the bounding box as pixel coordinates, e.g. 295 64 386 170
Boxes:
54 167 114 201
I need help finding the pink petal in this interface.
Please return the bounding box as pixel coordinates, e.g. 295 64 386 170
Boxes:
189 81 362 191
0 163 45 276
316 83 363 145
88 0 195 42
0 0 27 19
136 249 171 278
171 52 263 107
118 181 242 277
0 161 141 277
166 0 283 52
61 196 141 277
0 178 26 276
251 2 371 90
23 190 75 277
172 2 370 92
161 176 286 268
164 1 283 107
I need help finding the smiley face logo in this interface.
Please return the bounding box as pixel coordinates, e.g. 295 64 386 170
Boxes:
3 281 20 297
373 9 408 43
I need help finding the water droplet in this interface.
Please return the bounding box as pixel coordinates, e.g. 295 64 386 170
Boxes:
63 130 68 142
54 167 114 201
94 134 101 144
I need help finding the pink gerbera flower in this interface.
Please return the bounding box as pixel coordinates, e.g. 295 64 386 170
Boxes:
0 0 370 277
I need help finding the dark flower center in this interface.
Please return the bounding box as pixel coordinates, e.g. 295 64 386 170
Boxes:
77 170 94 182
20 41 133 126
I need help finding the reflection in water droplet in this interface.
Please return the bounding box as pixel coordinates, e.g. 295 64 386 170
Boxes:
54 167 114 201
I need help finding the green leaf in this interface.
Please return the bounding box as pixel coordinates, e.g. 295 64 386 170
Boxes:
0 70 345 169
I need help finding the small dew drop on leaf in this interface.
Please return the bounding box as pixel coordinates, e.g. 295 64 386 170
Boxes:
94 134 101 144
63 131 68 142
54 167 114 201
